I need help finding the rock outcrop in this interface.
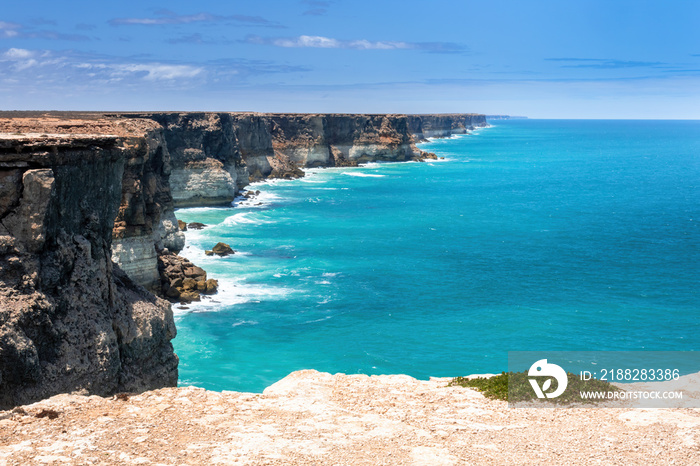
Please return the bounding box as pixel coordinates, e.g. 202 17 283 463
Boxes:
0 119 178 409
157 251 218 302
209 242 235 256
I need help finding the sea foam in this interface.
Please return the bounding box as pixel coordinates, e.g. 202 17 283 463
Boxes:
342 172 386 178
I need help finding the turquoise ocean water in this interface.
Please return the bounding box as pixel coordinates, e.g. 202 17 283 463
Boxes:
174 120 699 392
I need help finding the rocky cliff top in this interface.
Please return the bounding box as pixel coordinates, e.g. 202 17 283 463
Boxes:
0 115 159 139
1 370 699 465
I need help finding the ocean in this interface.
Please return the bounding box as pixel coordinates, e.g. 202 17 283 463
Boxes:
173 119 700 393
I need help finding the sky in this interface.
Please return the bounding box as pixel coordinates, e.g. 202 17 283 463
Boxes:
1 0 700 118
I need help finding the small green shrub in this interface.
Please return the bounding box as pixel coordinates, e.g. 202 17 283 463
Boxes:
448 371 622 404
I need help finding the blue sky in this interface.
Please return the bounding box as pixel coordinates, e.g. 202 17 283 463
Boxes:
2 0 700 118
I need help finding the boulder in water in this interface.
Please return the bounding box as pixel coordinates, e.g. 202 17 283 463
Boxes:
212 242 235 256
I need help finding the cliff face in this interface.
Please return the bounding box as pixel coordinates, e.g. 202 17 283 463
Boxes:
407 114 487 140
112 127 184 290
270 114 420 167
126 112 487 208
0 118 178 409
134 113 247 208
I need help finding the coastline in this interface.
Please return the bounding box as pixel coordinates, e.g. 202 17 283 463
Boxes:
0 111 487 408
3 116 700 464
171 155 456 313
170 127 493 392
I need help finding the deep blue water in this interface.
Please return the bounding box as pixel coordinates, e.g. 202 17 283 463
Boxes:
174 120 700 392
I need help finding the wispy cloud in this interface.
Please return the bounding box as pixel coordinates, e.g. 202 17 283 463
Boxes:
0 21 22 38
245 35 466 53
35 31 92 41
208 58 310 78
301 0 332 16
1 48 203 81
109 9 284 28
546 58 665 69
0 47 306 89
0 21 91 41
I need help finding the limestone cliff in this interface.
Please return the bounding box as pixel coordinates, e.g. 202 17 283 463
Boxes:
0 117 178 409
130 113 247 208
111 126 184 291
407 113 488 140
121 112 487 207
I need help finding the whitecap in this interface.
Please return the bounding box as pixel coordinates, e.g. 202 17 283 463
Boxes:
300 178 327 184
223 212 268 226
174 206 231 215
301 316 333 324
172 276 301 314
232 320 259 327
342 172 385 178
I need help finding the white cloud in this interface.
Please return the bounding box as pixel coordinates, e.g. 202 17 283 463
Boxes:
2 48 42 72
247 35 465 53
0 48 205 84
270 35 411 50
0 22 90 41
4 48 36 59
274 35 339 48
0 21 21 38
113 14 211 25
0 48 305 94
109 11 282 28
346 39 411 50
114 64 204 80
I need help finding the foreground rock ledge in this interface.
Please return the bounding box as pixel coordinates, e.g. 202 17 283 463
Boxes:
2 371 699 465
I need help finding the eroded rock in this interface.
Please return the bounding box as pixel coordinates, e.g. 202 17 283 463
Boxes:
211 242 235 256
157 251 217 303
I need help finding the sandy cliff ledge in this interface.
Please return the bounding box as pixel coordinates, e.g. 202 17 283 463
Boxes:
1 370 699 465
